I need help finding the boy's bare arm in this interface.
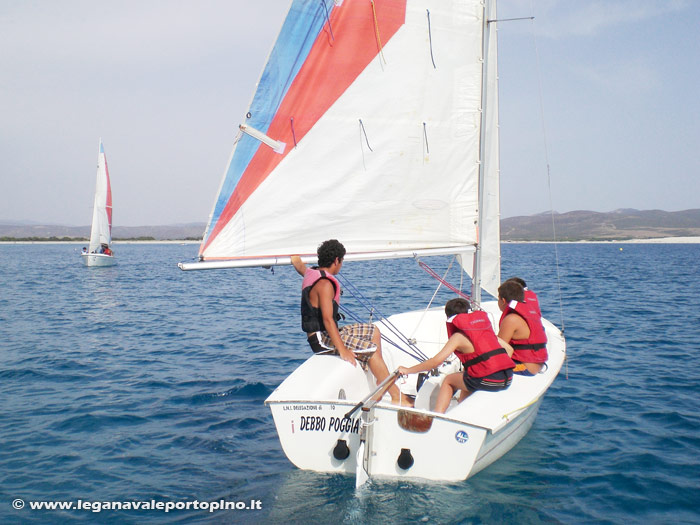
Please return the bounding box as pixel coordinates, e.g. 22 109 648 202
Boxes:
290 255 306 276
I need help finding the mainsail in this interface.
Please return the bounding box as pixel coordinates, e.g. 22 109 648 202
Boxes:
88 140 113 253
192 0 501 298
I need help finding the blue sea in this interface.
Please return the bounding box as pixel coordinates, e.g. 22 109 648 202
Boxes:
1 242 699 524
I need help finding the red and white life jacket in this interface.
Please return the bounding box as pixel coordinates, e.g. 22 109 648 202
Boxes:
447 311 515 378
499 300 548 363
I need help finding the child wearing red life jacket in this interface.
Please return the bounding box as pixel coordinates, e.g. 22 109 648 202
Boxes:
398 298 514 413
504 276 541 317
497 280 548 375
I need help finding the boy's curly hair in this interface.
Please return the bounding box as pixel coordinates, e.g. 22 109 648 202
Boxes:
317 239 346 268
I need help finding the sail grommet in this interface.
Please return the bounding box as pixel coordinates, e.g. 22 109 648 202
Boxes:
397 448 414 470
333 439 350 460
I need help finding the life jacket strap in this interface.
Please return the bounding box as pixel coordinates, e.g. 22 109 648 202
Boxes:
511 343 547 351
462 348 508 368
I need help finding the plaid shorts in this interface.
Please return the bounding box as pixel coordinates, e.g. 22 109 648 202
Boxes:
308 323 377 371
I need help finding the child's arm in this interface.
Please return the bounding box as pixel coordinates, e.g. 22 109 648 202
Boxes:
498 336 514 357
290 255 306 276
398 333 472 375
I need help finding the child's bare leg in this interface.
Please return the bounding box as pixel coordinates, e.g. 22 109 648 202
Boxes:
458 389 472 402
367 330 412 406
434 373 467 413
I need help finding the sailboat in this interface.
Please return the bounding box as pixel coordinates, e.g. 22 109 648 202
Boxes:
81 140 115 267
179 0 565 484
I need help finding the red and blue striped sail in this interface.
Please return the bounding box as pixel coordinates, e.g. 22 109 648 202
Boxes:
198 0 500 296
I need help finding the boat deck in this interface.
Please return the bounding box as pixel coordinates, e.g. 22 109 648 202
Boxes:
266 302 566 433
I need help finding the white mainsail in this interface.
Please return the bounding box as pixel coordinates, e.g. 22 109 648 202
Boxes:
180 0 566 485
88 140 113 253
185 0 500 298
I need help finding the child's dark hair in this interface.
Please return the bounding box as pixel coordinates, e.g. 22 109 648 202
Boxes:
317 239 346 268
445 298 471 317
498 280 524 302
505 276 527 288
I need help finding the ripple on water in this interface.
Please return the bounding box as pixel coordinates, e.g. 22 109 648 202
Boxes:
1 243 700 524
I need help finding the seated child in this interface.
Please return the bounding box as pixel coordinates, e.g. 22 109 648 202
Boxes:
398 298 514 413
497 280 548 375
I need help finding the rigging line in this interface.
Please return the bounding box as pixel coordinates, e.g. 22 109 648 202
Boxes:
290 118 298 147
426 10 437 69
320 0 335 42
408 255 456 341
336 274 422 355
528 9 565 333
336 274 430 361
417 258 472 303
501 396 539 422
376 312 430 360
337 303 427 362
370 0 387 66
487 16 534 23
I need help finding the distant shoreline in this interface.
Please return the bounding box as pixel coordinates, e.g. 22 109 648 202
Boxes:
0 240 200 245
503 236 700 244
2 237 700 245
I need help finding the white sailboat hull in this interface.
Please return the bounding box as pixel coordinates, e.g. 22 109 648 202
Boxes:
81 253 116 267
265 301 565 482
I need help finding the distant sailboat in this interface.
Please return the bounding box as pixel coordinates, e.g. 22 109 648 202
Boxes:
81 140 115 267
180 0 565 485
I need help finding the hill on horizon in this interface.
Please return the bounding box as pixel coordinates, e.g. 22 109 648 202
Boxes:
0 223 206 241
501 208 700 241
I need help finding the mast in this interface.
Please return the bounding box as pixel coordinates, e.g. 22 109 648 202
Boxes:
472 0 495 305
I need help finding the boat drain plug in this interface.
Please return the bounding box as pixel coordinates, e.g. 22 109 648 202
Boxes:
397 448 414 470
333 439 350 460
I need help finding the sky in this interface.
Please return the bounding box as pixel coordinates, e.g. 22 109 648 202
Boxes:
1 0 698 226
